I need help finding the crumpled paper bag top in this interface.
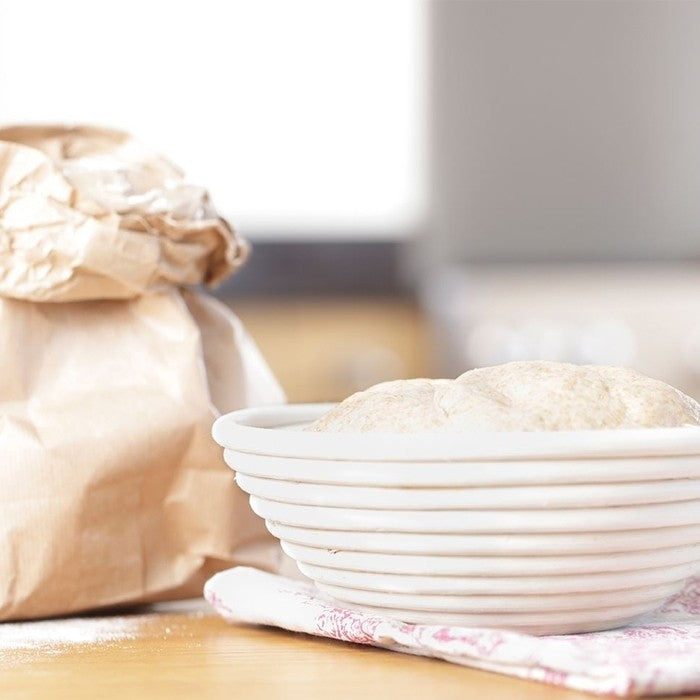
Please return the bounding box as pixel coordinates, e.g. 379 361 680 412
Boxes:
0 124 248 302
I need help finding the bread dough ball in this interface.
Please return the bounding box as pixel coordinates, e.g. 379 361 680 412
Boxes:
308 362 700 433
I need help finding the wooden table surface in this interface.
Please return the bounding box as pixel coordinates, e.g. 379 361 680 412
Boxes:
1 602 697 700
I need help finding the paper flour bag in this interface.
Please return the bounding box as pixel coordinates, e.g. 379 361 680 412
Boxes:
0 125 285 620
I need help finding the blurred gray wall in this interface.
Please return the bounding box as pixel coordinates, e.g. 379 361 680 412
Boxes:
426 0 700 265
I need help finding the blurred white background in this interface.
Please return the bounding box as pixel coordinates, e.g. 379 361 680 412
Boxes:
0 0 425 238
2 0 700 400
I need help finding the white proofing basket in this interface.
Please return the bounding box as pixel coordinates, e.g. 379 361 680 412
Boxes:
213 404 700 635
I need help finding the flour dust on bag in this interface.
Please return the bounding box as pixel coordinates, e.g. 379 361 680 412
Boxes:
0 125 285 621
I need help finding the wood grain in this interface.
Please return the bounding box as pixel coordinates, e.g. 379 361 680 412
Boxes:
2 606 696 700
232 297 432 403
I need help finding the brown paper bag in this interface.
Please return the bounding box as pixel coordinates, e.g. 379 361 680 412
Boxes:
0 126 285 620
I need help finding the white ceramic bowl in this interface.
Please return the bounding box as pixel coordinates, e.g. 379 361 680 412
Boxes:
213 404 700 635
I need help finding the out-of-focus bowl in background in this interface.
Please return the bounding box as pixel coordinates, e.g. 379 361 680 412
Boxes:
421 264 700 401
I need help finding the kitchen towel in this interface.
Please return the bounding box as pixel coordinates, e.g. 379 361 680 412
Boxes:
205 567 700 697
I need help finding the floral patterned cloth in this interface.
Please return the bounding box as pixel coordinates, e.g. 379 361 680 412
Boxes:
204 567 700 697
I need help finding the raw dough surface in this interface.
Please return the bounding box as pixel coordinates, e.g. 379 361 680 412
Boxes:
309 362 700 433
